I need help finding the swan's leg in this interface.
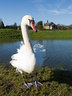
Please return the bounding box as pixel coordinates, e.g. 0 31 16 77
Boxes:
33 72 43 87
22 74 33 88
22 74 30 88
15 69 29 88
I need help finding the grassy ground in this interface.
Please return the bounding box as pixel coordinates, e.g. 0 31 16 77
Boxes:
0 66 72 96
30 30 72 40
0 29 22 43
0 29 72 42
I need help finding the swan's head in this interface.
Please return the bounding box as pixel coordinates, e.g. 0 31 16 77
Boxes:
22 15 37 32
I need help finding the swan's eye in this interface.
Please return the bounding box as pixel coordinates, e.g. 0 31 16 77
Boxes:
29 19 35 24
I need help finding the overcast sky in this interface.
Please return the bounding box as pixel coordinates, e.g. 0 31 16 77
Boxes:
0 0 72 25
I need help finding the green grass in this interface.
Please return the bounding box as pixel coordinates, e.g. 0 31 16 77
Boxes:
0 29 22 43
0 29 72 43
0 66 72 96
30 30 72 40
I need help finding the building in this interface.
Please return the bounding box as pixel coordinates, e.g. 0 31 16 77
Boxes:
17 26 21 30
44 20 57 30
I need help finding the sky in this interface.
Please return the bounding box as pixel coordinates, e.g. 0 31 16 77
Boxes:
0 0 72 26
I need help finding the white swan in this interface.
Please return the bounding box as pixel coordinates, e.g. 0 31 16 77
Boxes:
10 15 45 88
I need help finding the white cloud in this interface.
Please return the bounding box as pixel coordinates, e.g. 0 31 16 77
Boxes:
48 10 60 14
68 5 72 9
48 9 72 15
69 12 72 14
38 6 72 15
37 3 72 15
48 9 68 14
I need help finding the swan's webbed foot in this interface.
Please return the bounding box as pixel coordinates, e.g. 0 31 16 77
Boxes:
22 81 33 89
32 81 43 87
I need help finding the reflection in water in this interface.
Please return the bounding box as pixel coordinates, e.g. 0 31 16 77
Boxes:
0 40 72 70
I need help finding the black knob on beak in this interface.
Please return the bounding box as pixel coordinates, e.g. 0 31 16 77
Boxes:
36 29 37 32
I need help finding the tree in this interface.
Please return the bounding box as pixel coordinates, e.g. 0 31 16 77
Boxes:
6 22 17 29
13 22 17 29
0 19 4 28
57 24 61 30
36 21 43 30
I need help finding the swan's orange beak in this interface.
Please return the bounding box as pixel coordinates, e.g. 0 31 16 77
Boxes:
30 22 37 32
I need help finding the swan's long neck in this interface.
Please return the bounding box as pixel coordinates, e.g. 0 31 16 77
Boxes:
21 23 33 52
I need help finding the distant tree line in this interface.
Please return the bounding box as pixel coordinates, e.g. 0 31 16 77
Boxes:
0 19 72 30
6 23 17 29
56 24 72 30
0 19 17 29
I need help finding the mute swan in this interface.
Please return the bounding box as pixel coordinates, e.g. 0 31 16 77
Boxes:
10 15 45 88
